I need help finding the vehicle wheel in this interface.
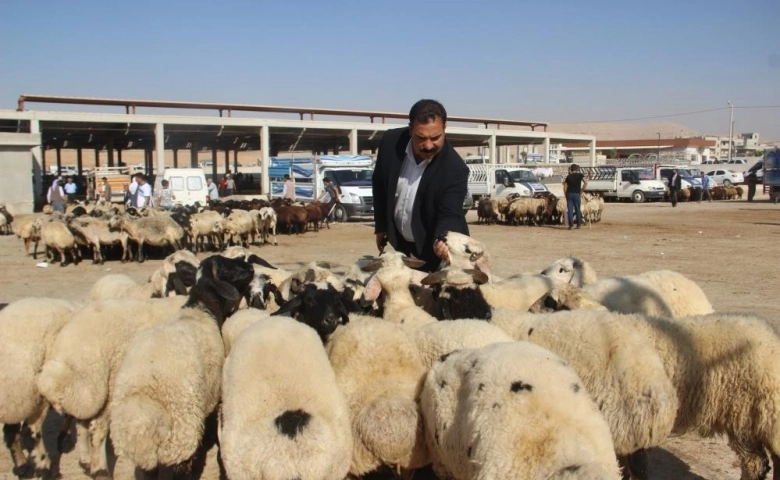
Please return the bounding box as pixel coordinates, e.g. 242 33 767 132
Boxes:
632 190 645 203
334 204 349 222
723 180 731 187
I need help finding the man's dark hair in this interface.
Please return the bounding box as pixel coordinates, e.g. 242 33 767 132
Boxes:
284 174 290 180
323 178 332 184
161 179 169 187
409 99 447 125
570 164 580 172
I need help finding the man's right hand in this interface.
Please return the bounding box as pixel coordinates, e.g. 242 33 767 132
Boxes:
375 233 387 254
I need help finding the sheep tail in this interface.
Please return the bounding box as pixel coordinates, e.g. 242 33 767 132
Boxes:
110 395 171 470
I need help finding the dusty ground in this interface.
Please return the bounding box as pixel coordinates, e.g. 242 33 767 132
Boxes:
1 191 778 480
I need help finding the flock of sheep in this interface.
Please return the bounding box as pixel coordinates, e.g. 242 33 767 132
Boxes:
476 193 604 226
1 196 340 266
1 229 779 480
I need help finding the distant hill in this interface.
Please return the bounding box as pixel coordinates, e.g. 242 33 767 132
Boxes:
547 121 702 140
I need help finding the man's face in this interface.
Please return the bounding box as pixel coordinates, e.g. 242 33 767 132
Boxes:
410 118 445 161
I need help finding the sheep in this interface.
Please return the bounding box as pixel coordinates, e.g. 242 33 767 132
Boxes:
107 214 184 262
411 319 513 368
67 216 129 264
0 298 82 479
274 204 309 234
222 208 255 247
256 205 278 245
623 312 780 480
326 316 430 477
435 231 497 282
11 213 45 256
32 216 82 266
220 317 352 480
423 269 678 479
88 252 199 301
273 282 350 341
541 256 714 317
476 197 498 225
36 296 187 479
221 308 273 356
109 255 255 474
422 267 556 314
189 210 224 252
361 263 438 331
0 204 13 235
421 342 620 480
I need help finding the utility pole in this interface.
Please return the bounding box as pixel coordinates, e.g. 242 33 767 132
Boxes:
657 132 661 160
727 101 734 162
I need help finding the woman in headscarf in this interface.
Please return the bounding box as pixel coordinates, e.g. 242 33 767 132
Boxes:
47 178 66 213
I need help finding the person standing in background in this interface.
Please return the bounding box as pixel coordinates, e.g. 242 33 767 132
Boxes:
100 177 112 203
207 178 219 201
136 175 152 208
668 169 681 207
562 164 587 229
225 174 236 197
699 172 712 202
155 179 175 210
63 177 77 203
281 174 295 200
47 178 66 213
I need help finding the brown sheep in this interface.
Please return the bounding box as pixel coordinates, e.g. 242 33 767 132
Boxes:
275 205 308 234
476 197 498 225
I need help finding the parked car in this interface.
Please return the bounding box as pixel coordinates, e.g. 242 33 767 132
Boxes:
705 169 744 187
725 158 747 165
463 190 474 213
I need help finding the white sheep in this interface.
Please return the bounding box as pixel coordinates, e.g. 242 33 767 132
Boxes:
221 308 272 356
109 256 255 473
189 210 224 252
67 216 129 264
108 214 184 262
36 296 186 478
220 317 352 480
411 319 513 368
326 316 430 477
436 231 497 282
625 311 780 480
222 209 255 247
489 309 678 477
421 342 620 480
361 262 437 331
541 257 714 317
257 205 278 245
32 216 81 266
0 297 82 479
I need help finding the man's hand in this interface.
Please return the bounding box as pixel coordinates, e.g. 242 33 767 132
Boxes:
433 239 449 261
375 233 387 254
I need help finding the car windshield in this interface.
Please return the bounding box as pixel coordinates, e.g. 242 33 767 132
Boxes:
629 168 655 180
509 170 539 182
328 169 373 187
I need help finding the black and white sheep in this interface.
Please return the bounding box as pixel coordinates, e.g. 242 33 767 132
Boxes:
108 256 255 474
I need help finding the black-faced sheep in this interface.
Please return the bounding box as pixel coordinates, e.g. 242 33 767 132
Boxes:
108 256 254 474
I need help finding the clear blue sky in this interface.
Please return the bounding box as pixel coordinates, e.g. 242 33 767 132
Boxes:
2 0 778 140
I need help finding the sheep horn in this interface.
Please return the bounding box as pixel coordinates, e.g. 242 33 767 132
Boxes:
468 250 484 262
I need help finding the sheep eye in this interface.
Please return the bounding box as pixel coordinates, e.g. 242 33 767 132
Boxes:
464 247 472 254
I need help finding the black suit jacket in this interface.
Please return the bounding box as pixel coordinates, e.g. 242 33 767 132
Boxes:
373 127 469 271
669 173 682 190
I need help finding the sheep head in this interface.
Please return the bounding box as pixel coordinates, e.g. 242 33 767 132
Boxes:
436 231 496 282
540 256 597 287
272 283 349 342
187 256 255 326
421 268 492 320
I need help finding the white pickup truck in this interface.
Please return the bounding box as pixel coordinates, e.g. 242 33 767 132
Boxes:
468 164 549 201
581 166 666 203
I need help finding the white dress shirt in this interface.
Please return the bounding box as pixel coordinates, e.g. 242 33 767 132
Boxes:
394 141 431 242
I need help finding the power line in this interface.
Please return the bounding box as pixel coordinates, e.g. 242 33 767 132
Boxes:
560 104 780 124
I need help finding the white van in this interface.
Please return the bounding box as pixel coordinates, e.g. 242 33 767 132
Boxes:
161 168 209 206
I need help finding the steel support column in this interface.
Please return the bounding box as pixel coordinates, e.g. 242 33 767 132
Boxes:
260 126 270 195
155 122 165 175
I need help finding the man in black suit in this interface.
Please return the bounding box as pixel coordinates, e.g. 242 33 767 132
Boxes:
372 99 469 272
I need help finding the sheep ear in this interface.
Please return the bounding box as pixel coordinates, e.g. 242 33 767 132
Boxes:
362 274 382 302
277 276 293 301
361 259 383 272
402 256 427 269
246 254 276 269
170 273 188 296
465 269 489 285
571 258 583 269
272 295 302 318
214 280 241 303
421 271 448 286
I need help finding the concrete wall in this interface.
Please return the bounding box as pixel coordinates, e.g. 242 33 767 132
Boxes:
0 133 41 214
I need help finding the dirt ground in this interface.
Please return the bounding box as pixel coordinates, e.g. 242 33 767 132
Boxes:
1 190 778 480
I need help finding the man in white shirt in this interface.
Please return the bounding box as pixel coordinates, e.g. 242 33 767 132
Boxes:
136 175 152 208
207 178 219 201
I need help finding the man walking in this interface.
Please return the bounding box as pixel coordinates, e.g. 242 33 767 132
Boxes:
699 173 712 202
669 169 681 207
